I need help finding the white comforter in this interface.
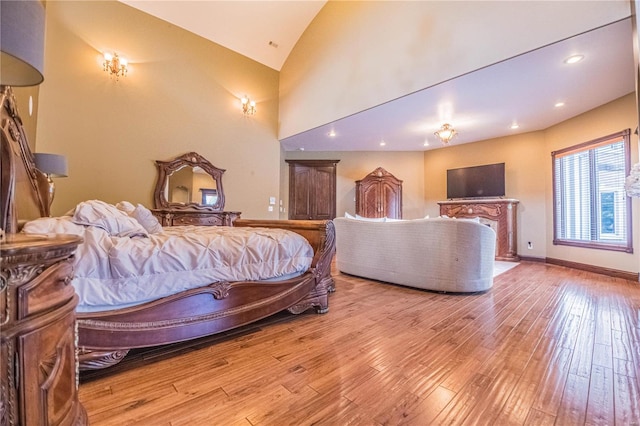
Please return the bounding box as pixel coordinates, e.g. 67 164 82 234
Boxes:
22 203 313 312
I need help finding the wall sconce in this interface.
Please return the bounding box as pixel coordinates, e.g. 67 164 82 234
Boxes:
434 123 457 145
241 96 256 115
34 153 68 214
103 52 128 80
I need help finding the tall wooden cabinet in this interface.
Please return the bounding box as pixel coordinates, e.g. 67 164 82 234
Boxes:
286 160 339 220
1 234 87 425
355 167 403 219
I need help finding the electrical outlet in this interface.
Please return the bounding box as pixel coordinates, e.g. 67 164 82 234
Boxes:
269 197 276 205
527 241 533 249
268 206 274 212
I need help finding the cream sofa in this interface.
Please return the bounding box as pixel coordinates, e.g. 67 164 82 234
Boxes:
333 217 496 292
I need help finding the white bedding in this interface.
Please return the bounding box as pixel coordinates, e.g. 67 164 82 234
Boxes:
22 201 313 312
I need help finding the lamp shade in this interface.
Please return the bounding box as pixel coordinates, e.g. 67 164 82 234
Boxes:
34 153 68 177
0 0 45 86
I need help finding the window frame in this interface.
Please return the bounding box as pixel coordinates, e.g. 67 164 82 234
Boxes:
551 129 633 253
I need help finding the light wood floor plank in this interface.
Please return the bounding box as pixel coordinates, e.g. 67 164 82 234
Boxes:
79 261 640 425
585 365 615 426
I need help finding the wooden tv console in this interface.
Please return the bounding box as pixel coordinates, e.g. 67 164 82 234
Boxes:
438 198 519 261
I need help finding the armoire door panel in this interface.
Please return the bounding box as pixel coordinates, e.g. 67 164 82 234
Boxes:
313 167 335 219
381 181 402 219
290 167 313 219
287 160 339 220
362 185 382 217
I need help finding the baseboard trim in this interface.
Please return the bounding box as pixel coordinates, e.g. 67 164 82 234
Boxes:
544 257 639 282
518 255 545 263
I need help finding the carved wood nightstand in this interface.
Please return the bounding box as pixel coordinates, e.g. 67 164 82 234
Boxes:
1 233 87 425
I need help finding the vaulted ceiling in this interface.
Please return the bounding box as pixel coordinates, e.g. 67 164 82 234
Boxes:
121 1 635 151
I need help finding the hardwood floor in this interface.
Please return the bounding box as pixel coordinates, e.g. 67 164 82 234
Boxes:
78 262 640 425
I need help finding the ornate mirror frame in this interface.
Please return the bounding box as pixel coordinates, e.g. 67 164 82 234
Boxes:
153 152 226 212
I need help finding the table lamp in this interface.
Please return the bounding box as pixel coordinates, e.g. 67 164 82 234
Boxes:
1 0 46 232
34 153 68 213
1 0 45 87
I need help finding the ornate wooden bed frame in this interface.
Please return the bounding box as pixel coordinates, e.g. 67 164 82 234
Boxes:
0 86 335 370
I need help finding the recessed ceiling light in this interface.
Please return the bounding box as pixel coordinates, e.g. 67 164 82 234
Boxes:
510 123 519 129
299 147 305 151
564 54 584 64
327 130 336 137
423 140 429 147
555 102 565 108
380 141 386 146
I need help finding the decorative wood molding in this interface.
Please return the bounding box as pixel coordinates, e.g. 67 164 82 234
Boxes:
77 349 130 371
1 86 50 231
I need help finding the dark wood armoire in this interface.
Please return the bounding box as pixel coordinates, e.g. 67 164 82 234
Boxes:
286 159 339 220
355 167 403 219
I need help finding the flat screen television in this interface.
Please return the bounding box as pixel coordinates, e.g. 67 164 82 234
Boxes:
446 162 505 199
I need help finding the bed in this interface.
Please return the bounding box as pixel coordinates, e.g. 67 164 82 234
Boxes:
0 86 335 370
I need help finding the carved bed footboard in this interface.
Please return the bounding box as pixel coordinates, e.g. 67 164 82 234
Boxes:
77 219 335 370
234 218 336 295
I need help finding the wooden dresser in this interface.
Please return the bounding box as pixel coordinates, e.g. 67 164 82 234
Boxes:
152 209 241 227
152 152 241 227
439 198 519 261
1 233 87 425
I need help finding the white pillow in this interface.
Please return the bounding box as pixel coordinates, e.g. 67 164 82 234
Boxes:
385 217 406 222
460 216 481 223
131 204 163 234
355 214 386 222
22 216 86 236
115 201 136 215
344 212 356 219
72 200 148 238
114 201 163 234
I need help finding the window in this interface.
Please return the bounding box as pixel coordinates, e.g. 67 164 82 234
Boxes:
552 129 632 252
200 188 218 205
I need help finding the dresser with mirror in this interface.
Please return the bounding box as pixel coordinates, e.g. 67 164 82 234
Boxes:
152 152 241 226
